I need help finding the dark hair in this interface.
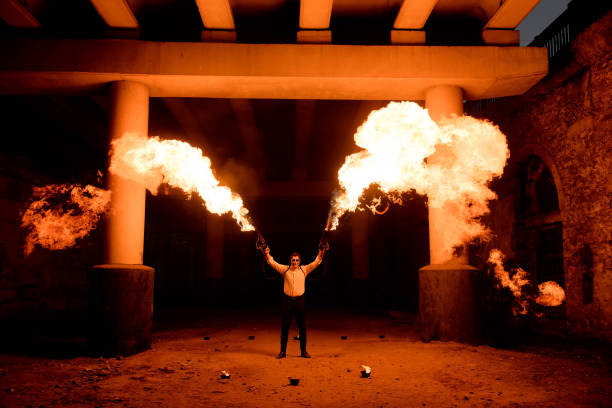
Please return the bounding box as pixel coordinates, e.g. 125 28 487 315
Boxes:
289 252 301 261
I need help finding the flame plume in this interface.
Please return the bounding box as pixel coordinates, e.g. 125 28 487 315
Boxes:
109 133 254 231
487 249 566 315
327 101 508 260
21 184 111 256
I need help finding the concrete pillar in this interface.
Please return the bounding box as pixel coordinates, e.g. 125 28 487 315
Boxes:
420 85 482 344
205 213 224 279
351 211 369 303
90 81 153 357
425 85 467 265
293 100 315 181
88 264 154 356
205 213 224 301
106 81 149 265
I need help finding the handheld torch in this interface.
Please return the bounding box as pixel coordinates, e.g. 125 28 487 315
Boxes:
255 232 268 254
319 213 331 252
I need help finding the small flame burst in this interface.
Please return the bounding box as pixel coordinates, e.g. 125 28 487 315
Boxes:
327 102 508 261
110 133 254 231
536 281 566 307
488 249 566 315
21 184 111 256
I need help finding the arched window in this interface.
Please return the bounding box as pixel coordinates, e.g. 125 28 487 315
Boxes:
519 155 560 217
516 155 564 287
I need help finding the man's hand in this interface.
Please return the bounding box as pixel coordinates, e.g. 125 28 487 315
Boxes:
318 238 330 252
256 233 268 254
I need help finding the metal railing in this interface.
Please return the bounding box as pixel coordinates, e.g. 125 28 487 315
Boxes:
467 0 610 115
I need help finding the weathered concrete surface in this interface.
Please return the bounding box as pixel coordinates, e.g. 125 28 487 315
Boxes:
477 11 612 340
419 264 482 344
0 39 547 100
88 264 155 356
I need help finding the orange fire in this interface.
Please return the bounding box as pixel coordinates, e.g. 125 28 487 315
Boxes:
109 133 254 231
21 184 111 256
328 101 508 262
536 281 566 307
488 249 566 315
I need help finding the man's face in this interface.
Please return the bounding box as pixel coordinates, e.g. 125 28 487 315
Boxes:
291 257 301 267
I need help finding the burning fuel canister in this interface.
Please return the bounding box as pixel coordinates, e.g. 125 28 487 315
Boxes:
88 264 155 356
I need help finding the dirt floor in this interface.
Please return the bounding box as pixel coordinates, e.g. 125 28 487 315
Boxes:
0 307 611 408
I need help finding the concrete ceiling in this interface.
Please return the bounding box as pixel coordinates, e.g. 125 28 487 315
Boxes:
0 0 544 199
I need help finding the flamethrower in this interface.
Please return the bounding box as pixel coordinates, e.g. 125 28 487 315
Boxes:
255 231 279 280
319 214 332 253
255 232 268 254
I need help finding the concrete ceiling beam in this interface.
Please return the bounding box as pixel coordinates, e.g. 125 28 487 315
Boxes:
195 0 235 30
89 0 139 29
0 0 40 28
0 39 548 100
300 0 333 29
393 0 437 30
485 0 540 29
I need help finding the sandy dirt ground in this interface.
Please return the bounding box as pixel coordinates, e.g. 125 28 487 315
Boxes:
0 307 610 408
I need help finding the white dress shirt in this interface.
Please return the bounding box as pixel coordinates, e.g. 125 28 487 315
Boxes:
267 254 323 297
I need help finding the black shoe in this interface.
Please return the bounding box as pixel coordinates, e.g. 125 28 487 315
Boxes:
300 351 311 358
276 351 286 359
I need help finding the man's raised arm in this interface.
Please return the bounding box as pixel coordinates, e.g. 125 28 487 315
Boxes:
302 249 325 276
265 247 289 274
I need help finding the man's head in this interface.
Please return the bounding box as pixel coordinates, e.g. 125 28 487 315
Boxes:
290 252 301 267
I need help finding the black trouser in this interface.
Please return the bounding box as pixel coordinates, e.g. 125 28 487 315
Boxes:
280 293 306 353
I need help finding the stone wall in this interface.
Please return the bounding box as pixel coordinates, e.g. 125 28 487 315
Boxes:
475 12 612 340
0 162 104 328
